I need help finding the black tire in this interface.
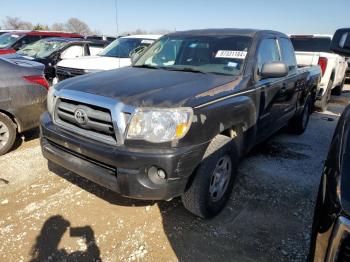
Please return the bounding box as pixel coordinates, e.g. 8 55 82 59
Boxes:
332 78 345 96
315 80 333 112
181 135 238 219
0 113 17 156
288 96 312 135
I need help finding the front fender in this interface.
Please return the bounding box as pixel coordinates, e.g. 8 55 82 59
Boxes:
183 94 257 146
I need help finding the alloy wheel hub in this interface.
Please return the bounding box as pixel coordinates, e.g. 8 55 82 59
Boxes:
0 121 9 148
209 155 232 202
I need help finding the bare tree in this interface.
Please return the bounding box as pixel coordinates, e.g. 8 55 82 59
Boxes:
122 29 148 35
2 16 33 30
65 18 91 35
51 22 66 32
122 28 172 36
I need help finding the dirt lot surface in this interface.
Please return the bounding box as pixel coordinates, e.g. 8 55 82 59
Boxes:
1 85 350 262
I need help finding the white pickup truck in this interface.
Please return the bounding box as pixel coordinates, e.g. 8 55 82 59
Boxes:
54 35 161 83
290 34 348 111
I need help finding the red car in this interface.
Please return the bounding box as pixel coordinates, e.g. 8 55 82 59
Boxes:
0 31 83 55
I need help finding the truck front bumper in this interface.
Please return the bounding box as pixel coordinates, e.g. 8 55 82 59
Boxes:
40 112 207 200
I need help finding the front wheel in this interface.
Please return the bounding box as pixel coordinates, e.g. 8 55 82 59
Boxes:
181 135 238 219
0 113 17 156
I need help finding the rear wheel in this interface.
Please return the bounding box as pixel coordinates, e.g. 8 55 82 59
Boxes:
315 80 333 112
288 96 312 135
0 113 17 156
181 135 238 219
332 78 345 96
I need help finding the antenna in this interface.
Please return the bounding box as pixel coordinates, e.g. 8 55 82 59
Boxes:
115 0 119 37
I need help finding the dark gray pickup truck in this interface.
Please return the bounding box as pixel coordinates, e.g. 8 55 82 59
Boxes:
40 29 321 218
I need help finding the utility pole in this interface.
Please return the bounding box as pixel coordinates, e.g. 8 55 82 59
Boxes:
115 0 119 37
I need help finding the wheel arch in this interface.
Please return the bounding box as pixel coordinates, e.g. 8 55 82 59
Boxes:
0 109 20 132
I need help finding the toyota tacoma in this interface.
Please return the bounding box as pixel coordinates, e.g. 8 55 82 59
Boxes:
40 29 321 218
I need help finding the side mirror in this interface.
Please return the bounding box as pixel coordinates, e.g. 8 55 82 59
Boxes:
130 53 140 65
260 62 289 78
130 46 147 65
331 28 350 56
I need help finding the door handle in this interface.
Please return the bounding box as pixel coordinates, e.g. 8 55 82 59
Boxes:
281 84 287 92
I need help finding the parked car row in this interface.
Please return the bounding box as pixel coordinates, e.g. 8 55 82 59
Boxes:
0 30 83 54
4 37 109 83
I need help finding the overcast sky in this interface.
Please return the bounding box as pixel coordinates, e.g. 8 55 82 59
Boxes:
0 0 349 36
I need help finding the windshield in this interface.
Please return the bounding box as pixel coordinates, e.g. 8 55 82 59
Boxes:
290 37 331 52
134 35 252 76
0 33 22 49
98 38 155 58
17 39 67 59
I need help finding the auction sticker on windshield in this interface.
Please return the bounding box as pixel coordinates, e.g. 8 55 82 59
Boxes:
216 50 247 59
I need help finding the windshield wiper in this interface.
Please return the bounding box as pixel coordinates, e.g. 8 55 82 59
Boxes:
163 67 207 74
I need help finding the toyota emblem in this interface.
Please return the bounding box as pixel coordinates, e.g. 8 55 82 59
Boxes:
74 108 88 125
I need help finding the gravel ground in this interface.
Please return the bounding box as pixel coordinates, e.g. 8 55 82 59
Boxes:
0 84 349 262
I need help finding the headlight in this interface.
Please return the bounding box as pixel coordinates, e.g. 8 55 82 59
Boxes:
127 108 193 143
47 85 56 115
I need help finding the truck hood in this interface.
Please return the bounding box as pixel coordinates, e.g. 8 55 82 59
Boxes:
56 66 240 107
57 56 131 71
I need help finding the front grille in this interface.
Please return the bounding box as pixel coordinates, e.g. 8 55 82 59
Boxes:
54 98 117 145
56 66 85 81
338 235 350 262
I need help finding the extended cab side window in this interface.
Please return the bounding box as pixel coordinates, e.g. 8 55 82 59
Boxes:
279 37 297 71
257 38 280 75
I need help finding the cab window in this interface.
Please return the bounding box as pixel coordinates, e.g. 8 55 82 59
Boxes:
257 38 280 75
279 37 297 70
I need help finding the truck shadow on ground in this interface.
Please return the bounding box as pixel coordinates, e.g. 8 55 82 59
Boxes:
49 162 243 261
30 215 101 262
47 160 280 261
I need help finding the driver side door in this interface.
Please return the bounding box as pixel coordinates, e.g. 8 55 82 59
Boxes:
256 37 287 141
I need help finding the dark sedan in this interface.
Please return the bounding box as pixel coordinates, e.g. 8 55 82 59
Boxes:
309 27 350 262
0 57 49 155
3 37 108 83
309 104 350 261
